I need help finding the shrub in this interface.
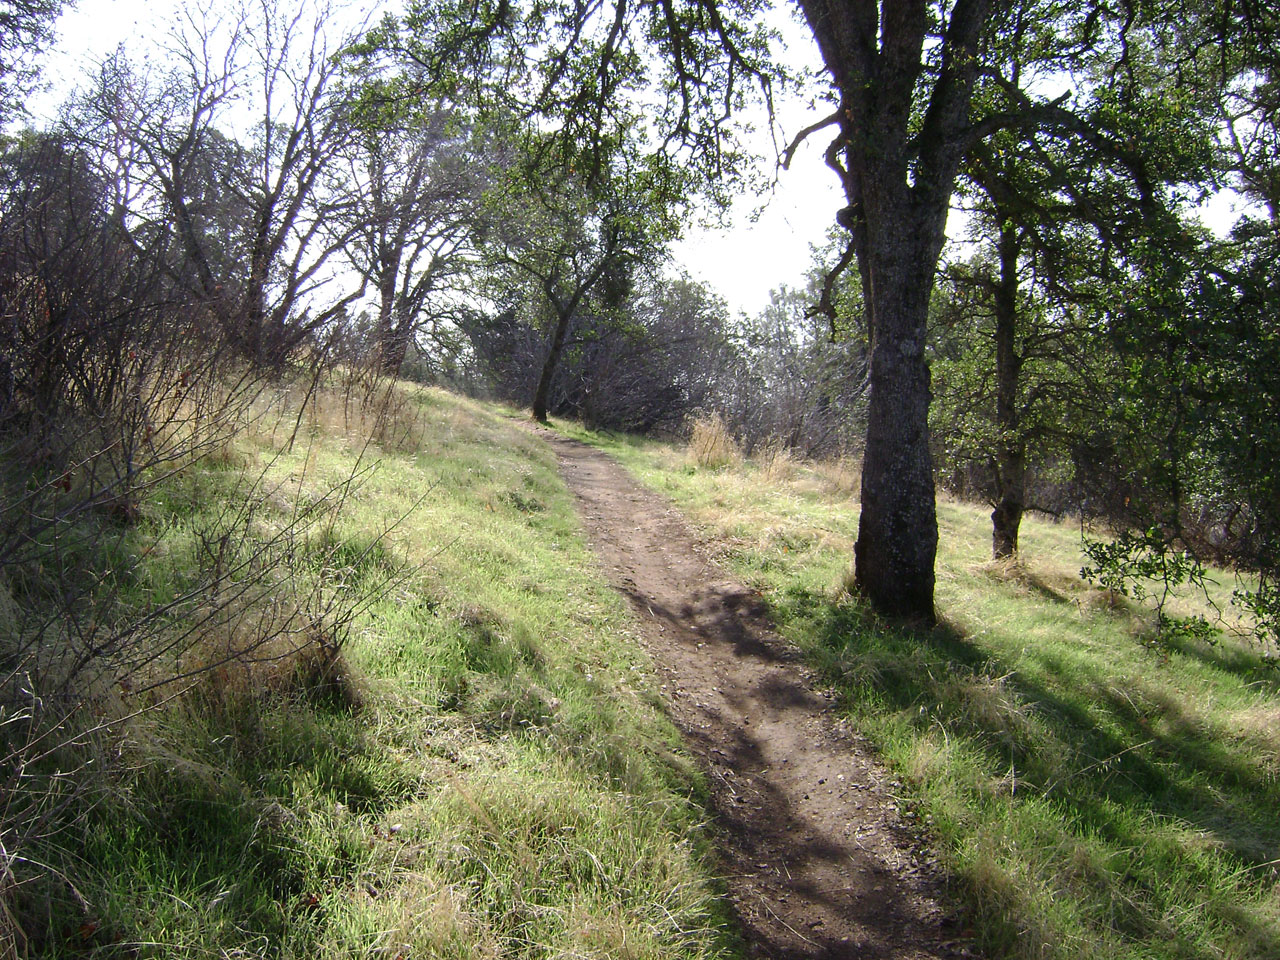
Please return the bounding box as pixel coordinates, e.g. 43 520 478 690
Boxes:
687 413 740 470
756 437 795 483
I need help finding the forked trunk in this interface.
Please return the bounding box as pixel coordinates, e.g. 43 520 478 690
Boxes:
795 0 990 622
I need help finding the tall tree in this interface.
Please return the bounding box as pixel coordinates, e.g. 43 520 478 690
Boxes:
478 127 684 423
785 2 993 617
75 0 364 367
0 0 65 122
936 17 1217 560
381 0 1235 619
332 100 484 374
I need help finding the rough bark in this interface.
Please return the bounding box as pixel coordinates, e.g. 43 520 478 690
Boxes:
798 0 992 621
378 325 411 375
375 255 406 374
853 202 942 619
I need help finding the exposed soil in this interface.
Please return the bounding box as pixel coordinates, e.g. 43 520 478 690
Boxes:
533 427 974 960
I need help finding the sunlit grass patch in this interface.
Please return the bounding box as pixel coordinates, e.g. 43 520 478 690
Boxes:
7 379 736 959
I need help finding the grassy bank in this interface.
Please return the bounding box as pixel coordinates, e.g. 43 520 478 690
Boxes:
561 421 1280 960
3 381 736 959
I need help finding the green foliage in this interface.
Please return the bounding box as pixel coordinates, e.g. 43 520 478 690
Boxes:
1095 218 1280 649
366 0 778 209
1234 582 1280 654
0 0 64 119
1081 529 1223 648
928 265 1089 504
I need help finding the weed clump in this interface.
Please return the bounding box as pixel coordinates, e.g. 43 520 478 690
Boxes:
687 413 740 470
813 454 862 496
758 438 796 483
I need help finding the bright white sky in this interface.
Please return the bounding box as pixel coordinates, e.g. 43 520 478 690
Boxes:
36 1 1241 320
671 96 847 318
667 6 848 318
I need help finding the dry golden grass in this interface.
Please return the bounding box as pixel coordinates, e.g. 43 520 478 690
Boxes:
132 559 364 716
1232 703 1280 766
299 371 431 455
758 439 796 484
811 454 862 497
686 413 740 470
0 868 24 960
329 871 498 960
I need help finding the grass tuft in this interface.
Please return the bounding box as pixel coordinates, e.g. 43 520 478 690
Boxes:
757 438 795 484
811 453 862 496
687 413 740 470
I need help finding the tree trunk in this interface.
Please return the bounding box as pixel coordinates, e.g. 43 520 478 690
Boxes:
991 221 1025 559
244 268 268 365
853 216 939 621
379 328 410 375
375 269 405 375
532 306 573 423
796 0 990 622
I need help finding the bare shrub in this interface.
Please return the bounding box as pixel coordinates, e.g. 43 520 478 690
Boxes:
335 367 431 455
0 153 399 943
173 609 364 717
759 438 796 484
0 394 410 947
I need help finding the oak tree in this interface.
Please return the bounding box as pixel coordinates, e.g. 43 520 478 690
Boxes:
332 98 484 374
478 126 684 422
76 0 365 367
381 0 1242 620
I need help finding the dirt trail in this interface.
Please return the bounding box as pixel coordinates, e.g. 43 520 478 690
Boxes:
535 427 969 960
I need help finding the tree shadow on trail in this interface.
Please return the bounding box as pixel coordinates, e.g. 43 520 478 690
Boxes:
612 577 957 959
772 584 1280 956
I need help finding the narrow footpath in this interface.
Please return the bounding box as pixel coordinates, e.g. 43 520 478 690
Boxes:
535 427 972 960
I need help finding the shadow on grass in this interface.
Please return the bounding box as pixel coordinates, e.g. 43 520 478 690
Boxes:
1154 627 1280 694
18 677 415 957
1022 569 1074 605
769 584 1280 955
974 560 1080 607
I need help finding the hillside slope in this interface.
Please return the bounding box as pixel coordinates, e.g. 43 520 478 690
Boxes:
3 380 737 959
11 375 1277 960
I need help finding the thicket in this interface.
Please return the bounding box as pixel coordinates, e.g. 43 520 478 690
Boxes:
0 4 409 946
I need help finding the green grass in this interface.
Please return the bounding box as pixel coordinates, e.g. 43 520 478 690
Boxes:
5 381 737 960
558 420 1280 960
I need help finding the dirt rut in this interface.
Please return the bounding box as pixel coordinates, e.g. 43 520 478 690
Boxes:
536 428 970 960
